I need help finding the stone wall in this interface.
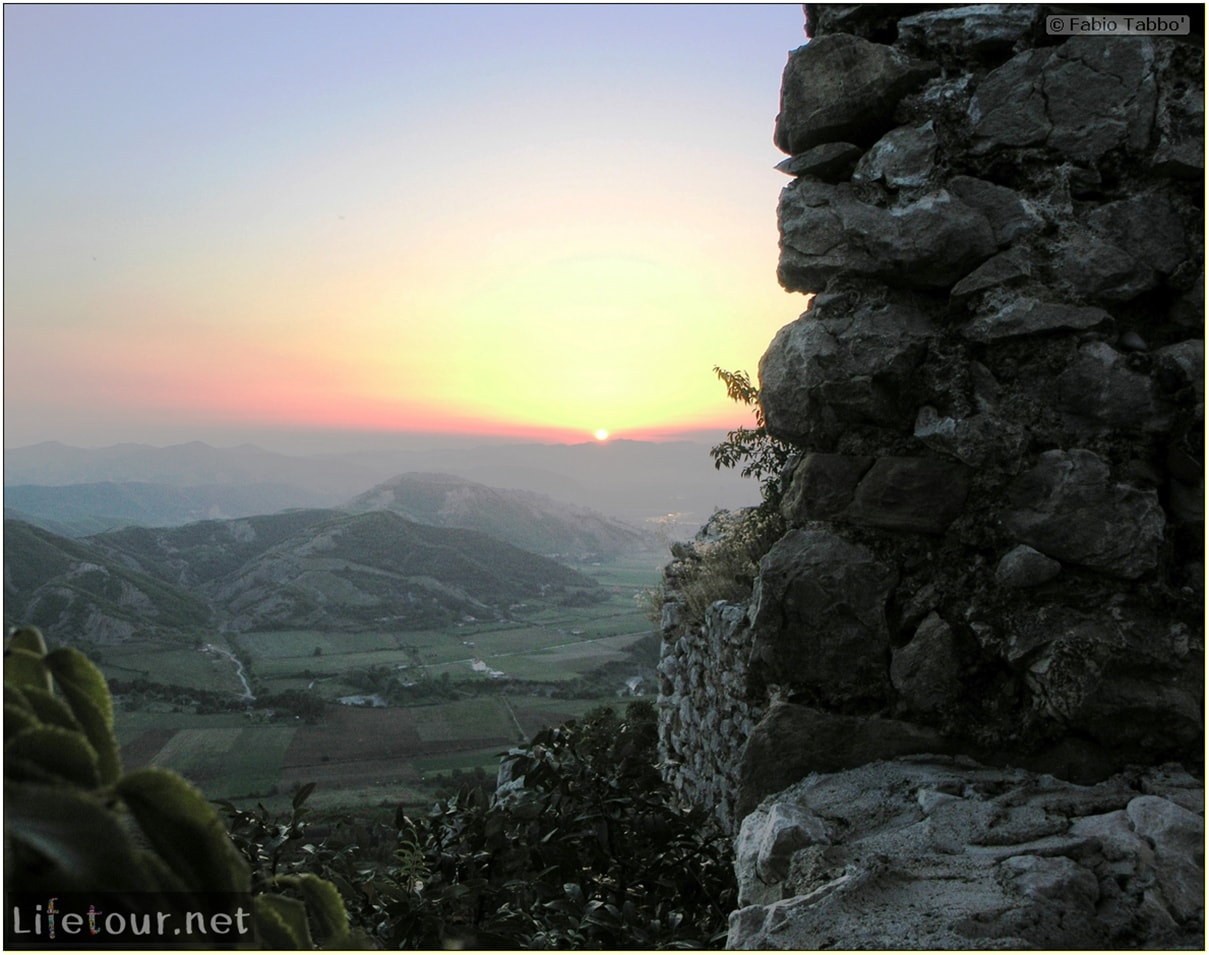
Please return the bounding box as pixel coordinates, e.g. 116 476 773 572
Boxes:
657 515 766 833
656 3 1203 947
656 597 759 832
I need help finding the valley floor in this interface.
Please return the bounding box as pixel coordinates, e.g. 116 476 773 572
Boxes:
106 554 664 812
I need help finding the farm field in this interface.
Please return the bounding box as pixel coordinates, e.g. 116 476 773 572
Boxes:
110 552 666 811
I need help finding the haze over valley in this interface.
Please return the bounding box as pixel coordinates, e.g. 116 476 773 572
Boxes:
5 435 760 539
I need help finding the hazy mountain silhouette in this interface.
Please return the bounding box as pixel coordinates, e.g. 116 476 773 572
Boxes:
346 472 656 558
5 481 337 537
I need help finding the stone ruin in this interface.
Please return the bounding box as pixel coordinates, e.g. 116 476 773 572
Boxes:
656 4 1203 948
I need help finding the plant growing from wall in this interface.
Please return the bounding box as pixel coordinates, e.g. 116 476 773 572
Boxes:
669 506 785 626
709 366 793 505
4 625 358 949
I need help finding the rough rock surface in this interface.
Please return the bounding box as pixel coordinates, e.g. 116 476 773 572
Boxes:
729 758 1203 950
657 3 1203 949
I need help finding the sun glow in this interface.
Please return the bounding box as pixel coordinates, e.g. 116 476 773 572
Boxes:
595 429 610 441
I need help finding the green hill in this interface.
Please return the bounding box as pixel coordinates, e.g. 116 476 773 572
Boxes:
3 519 214 640
195 510 603 632
6 510 606 641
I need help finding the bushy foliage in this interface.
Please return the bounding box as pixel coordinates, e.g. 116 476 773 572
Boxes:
335 702 736 949
709 366 793 505
4 626 359 949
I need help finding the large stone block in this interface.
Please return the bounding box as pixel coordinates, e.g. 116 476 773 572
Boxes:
1056 341 1171 432
914 406 1028 468
735 801 830 906
736 703 951 819
780 453 873 523
948 176 1043 247
950 250 1032 302
759 299 937 447
969 37 1158 161
1086 192 1189 276
1155 339 1204 400
897 5 1042 67
1151 40 1204 178
775 34 938 154
747 529 897 702
1004 449 1165 578
1050 226 1159 303
891 611 963 714
851 121 937 189
774 141 862 182
778 179 997 291
847 456 969 533
960 297 1111 341
994 544 1061 589
783 453 970 533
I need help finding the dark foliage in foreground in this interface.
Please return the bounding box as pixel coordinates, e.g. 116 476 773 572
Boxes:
224 702 737 949
374 702 736 949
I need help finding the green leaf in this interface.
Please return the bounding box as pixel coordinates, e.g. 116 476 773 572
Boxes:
5 724 101 788
292 780 316 810
4 783 153 892
4 647 52 693
116 767 251 893
253 893 313 949
6 626 48 657
273 873 352 947
44 647 121 784
4 683 32 708
20 684 84 733
4 701 40 739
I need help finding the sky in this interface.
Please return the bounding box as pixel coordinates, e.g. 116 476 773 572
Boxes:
4 3 811 452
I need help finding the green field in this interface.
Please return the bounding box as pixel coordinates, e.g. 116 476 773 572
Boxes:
108 552 666 810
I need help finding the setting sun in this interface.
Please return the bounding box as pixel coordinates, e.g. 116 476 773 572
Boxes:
595 429 609 441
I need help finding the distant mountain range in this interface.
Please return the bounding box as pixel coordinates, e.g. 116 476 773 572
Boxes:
4 472 656 560
4 439 760 537
3 441 374 494
4 510 602 642
4 481 338 537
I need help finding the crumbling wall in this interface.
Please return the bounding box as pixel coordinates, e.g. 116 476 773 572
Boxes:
657 4 1203 947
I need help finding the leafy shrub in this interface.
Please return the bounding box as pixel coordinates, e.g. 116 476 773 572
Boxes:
349 702 736 949
4 626 358 949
